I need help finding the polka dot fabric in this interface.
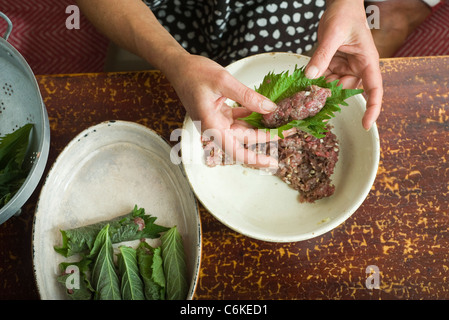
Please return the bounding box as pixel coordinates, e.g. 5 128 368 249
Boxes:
143 0 325 66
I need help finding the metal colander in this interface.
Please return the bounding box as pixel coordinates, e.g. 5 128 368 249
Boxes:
0 12 50 225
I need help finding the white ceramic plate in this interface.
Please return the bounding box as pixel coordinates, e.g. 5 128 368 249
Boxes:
181 52 380 243
33 121 201 300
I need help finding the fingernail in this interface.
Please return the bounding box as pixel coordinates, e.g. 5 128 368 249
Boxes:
362 117 374 131
261 99 277 112
364 122 373 131
305 65 319 79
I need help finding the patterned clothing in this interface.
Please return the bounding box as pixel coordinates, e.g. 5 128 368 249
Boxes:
143 0 326 66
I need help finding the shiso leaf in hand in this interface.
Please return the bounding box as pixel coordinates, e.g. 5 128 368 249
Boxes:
239 66 363 139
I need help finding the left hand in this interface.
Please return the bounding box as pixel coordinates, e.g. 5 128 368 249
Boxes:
164 54 279 168
305 0 383 131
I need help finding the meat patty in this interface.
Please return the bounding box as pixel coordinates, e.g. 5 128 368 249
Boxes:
262 85 332 128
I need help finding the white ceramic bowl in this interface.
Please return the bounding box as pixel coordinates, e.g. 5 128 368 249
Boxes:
33 121 201 299
181 52 380 243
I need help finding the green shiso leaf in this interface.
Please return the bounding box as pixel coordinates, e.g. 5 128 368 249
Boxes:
57 258 94 300
54 205 169 257
136 241 166 300
90 224 121 300
239 66 363 139
117 246 145 300
160 226 188 300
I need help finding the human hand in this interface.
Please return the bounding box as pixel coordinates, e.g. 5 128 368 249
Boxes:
164 54 279 168
305 0 383 131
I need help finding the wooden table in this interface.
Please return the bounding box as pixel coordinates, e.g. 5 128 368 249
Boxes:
0 56 448 300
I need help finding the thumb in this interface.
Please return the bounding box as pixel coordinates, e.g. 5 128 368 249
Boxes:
221 72 277 114
305 34 342 79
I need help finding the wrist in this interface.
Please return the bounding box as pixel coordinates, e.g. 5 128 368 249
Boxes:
324 0 367 23
154 47 191 82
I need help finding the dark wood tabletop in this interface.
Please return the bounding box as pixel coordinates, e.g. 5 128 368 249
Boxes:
0 56 448 300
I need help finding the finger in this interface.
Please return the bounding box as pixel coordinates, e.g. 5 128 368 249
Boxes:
231 119 255 129
203 128 278 168
327 55 354 76
361 60 383 130
324 73 340 83
337 75 362 89
221 130 278 169
305 31 343 79
233 118 255 129
230 122 298 145
323 73 360 90
232 107 253 119
362 86 383 130
229 123 274 145
220 72 277 114
236 144 278 169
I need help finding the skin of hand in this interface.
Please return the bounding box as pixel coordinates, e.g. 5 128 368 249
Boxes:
162 54 280 168
305 0 383 131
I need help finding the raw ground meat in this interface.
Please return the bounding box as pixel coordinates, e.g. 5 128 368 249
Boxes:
262 85 332 128
275 125 339 203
